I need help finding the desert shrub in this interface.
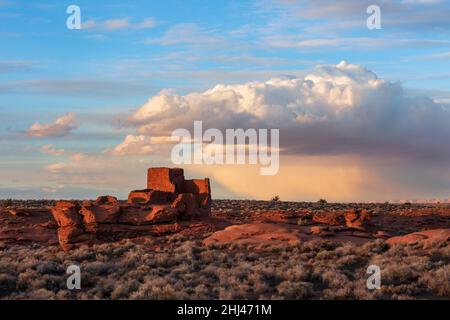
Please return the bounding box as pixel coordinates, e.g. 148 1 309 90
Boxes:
270 195 280 202
0 239 448 300
110 280 140 299
276 281 313 299
336 255 365 270
0 273 17 295
419 265 450 297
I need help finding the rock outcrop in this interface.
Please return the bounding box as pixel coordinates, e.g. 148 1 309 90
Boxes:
49 167 212 250
203 223 304 246
51 201 95 251
386 229 450 245
345 209 370 231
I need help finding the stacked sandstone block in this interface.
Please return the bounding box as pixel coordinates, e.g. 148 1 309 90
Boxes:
51 167 211 250
128 167 211 217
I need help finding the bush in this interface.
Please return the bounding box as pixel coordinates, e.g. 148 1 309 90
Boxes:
270 195 280 202
0 238 448 300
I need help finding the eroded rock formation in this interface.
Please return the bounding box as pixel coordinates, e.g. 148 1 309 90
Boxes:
48 167 212 250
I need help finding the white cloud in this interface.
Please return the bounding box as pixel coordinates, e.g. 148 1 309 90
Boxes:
116 61 450 162
108 134 172 156
40 144 65 155
26 113 78 137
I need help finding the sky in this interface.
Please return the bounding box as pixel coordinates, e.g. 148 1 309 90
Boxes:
1 0 450 202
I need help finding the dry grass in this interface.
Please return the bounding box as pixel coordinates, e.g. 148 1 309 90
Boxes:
0 238 448 300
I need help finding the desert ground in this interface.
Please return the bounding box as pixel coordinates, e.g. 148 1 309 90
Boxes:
0 198 449 300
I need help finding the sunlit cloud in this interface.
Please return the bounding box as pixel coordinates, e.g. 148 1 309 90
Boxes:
26 113 78 137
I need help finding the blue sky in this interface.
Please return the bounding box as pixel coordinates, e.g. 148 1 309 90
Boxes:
1 0 450 200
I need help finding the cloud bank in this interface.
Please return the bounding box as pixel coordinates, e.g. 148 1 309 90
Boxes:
117 61 450 162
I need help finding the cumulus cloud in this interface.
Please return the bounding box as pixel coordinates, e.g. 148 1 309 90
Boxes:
109 134 172 156
27 113 78 137
116 61 450 162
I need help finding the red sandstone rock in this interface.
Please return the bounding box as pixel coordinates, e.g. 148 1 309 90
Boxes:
172 193 198 218
0 227 58 244
51 201 82 227
127 189 173 204
345 209 370 231
119 205 176 225
147 167 185 193
312 211 344 225
95 195 118 205
51 201 97 250
8 208 50 217
119 205 154 225
1 168 213 251
184 178 212 209
57 226 94 251
203 223 304 246
0 207 58 244
80 203 121 225
386 229 450 245
310 225 329 235
94 221 183 240
147 205 177 223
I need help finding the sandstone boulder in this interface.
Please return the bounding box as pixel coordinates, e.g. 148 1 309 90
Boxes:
51 201 82 227
203 223 303 246
312 211 344 225
345 209 370 231
387 229 450 245
57 226 94 251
